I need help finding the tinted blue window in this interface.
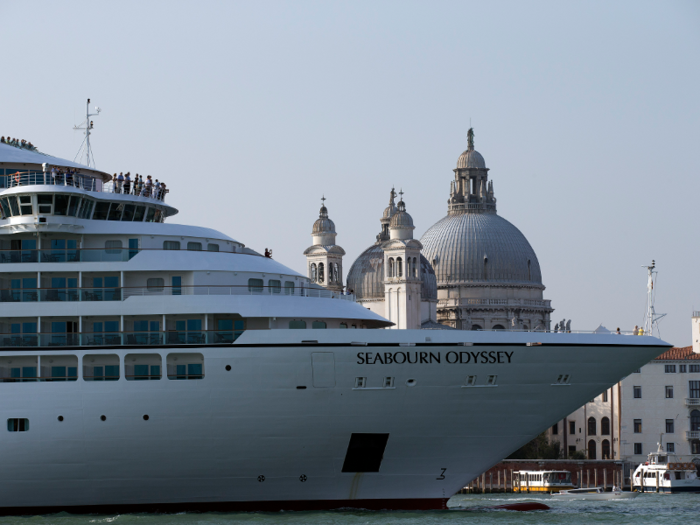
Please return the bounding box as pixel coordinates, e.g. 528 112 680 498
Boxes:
176 321 186 331
105 321 119 332
218 320 233 330
52 322 66 333
187 319 202 331
151 365 160 377
188 364 203 377
94 366 104 380
134 364 149 380
150 321 159 332
93 278 103 288
22 323 36 333
105 365 119 380
93 322 103 332
104 276 119 288
134 320 148 331
52 277 66 288
172 276 182 295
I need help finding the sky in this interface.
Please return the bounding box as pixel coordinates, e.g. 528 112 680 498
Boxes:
1 0 698 346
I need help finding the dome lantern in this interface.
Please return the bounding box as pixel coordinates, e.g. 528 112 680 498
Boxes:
389 191 415 241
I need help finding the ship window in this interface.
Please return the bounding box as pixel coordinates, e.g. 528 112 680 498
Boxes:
54 194 69 216
107 203 123 221
133 206 146 221
486 374 497 386
601 417 610 435
125 354 162 381
7 419 29 432
0 197 12 217
269 280 281 293
83 354 120 381
167 353 204 380
207 243 219 252
666 386 674 398
666 419 674 433
66 196 80 217
634 443 642 455
145 207 156 222
285 282 295 295
248 278 263 293
19 195 32 215
187 242 202 251
465 375 477 386
105 240 123 254
172 276 182 295
0 356 38 382
45 355 79 381
121 204 135 221
153 209 163 223
80 199 95 219
354 377 366 388
383 377 394 388
634 419 642 433
93 201 109 220
289 320 306 329
163 241 180 250
312 321 327 329
633 386 642 398
339 323 347 329
147 278 165 291
37 194 53 214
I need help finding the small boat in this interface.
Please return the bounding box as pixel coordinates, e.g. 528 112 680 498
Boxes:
513 470 575 493
631 442 700 493
551 487 638 501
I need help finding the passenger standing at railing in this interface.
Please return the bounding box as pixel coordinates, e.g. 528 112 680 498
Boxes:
51 166 58 185
136 175 143 196
145 175 153 197
66 168 74 187
154 179 161 199
124 172 131 194
159 182 166 200
117 172 124 193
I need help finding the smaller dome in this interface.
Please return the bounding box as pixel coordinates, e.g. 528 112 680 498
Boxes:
389 200 414 229
312 205 336 234
457 149 486 169
382 203 397 220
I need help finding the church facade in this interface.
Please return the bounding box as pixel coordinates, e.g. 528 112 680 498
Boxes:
304 129 552 331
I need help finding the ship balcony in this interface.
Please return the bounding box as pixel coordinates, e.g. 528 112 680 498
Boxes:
0 247 136 264
0 284 355 304
1 171 168 202
686 431 700 440
685 398 700 407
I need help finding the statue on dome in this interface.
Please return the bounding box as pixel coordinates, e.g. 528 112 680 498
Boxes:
467 128 475 151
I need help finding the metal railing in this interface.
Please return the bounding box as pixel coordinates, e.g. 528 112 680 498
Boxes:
1 172 168 202
0 247 135 264
0 329 243 349
0 284 354 303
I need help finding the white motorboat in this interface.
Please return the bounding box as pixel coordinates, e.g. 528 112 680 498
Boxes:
632 443 700 493
551 487 638 501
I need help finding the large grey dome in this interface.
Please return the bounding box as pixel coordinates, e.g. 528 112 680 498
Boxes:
346 243 437 300
420 212 542 285
456 149 485 169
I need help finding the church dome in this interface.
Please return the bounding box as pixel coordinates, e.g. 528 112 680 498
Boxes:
346 243 437 301
312 205 336 234
456 148 486 169
420 212 542 286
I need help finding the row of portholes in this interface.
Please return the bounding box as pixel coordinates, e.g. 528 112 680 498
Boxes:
309 262 341 284
8 414 150 431
289 320 357 329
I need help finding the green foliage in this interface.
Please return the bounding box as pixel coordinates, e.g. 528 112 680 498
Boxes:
568 449 586 460
507 432 562 460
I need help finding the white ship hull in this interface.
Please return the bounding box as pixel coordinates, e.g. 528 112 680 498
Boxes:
0 330 668 512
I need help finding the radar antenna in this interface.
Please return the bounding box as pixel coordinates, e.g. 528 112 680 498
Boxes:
73 98 101 167
642 260 666 337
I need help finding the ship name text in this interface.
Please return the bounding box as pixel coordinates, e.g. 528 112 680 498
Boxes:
356 350 514 365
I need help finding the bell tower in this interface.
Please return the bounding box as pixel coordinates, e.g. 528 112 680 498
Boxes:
382 192 423 329
303 197 345 293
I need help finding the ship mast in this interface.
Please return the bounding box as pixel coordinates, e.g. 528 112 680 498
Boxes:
642 260 666 337
73 98 101 168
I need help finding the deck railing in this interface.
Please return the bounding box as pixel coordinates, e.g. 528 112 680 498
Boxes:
1 172 168 201
0 329 245 349
0 284 354 303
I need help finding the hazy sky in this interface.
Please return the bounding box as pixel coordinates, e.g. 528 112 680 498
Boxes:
2 1 698 346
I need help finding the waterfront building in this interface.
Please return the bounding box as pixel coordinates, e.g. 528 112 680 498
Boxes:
549 313 700 472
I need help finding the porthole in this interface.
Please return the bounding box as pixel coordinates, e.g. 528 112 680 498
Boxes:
100 415 106 421
225 365 232 371
143 415 149 421
57 416 64 422
406 379 416 387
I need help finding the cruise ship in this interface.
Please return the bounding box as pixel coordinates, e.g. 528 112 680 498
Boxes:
0 133 671 514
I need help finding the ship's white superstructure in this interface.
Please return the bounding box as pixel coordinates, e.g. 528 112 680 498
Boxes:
0 134 671 514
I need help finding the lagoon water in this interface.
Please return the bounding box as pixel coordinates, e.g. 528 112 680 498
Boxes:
0 494 697 525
